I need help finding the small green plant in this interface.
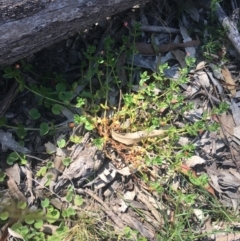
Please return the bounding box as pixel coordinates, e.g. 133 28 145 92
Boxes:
0 171 6 182
7 152 27 165
36 162 53 177
0 15 236 241
29 108 41 120
62 157 71 167
57 139 66 148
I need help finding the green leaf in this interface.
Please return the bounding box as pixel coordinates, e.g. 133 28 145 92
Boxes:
46 173 54 180
57 139 66 148
70 135 82 143
47 209 60 223
66 189 73 202
29 108 41 120
72 81 78 90
0 211 9 220
58 91 73 101
62 157 71 167
17 201 27 210
56 83 66 92
24 214 35 224
45 178 51 187
36 166 47 177
80 90 92 98
0 116 7 127
20 157 28 165
56 222 69 234
46 162 54 169
61 209 67 218
7 152 19 165
12 223 23 230
20 225 30 235
0 171 6 182
76 97 85 108
52 104 63 115
74 195 84 206
34 220 43 229
40 122 49 136
62 207 75 218
84 121 94 131
16 125 27 139
66 207 76 216
41 198 50 208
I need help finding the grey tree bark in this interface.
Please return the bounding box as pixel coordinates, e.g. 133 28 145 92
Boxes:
0 0 148 66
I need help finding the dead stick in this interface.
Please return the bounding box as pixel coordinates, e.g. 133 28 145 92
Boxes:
133 40 200 55
84 189 125 229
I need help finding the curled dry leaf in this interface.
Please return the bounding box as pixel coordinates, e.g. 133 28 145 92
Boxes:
195 61 206 70
221 65 236 97
8 228 25 240
171 49 186 68
111 129 167 145
195 71 210 88
185 155 206 167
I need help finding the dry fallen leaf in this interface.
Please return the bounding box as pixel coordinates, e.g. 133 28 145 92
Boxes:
8 228 25 240
195 71 210 88
215 232 240 241
111 129 167 145
185 155 206 167
171 49 186 68
221 65 236 97
7 177 27 202
195 61 206 70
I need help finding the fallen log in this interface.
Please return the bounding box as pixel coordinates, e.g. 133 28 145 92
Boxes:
0 0 148 66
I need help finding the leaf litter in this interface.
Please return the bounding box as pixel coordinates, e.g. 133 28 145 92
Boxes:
1 0 240 240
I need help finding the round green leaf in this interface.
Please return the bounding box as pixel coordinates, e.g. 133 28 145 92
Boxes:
47 209 60 223
16 126 27 139
7 152 19 165
20 158 28 165
29 108 41 120
0 171 6 182
52 104 63 115
72 81 78 90
56 222 69 234
12 223 23 230
74 195 84 206
47 205 54 212
46 173 54 180
41 198 50 208
46 162 54 169
40 122 49 136
58 91 73 101
34 220 43 229
66 192 73 202
57 139 66 148
85 121 94 131
17 201 27 210
24 214 35 224
20 225 29 235
62 157 71 167
56 83 66 92
0 211 9 220
36 166 47 177
0 116 7 127
61 209 67 218
66 207 76 216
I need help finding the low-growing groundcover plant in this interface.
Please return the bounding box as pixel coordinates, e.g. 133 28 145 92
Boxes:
0 11 239 241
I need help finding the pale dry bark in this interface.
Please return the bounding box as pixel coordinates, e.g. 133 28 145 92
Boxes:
215 2 240 56
0 0 148 66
